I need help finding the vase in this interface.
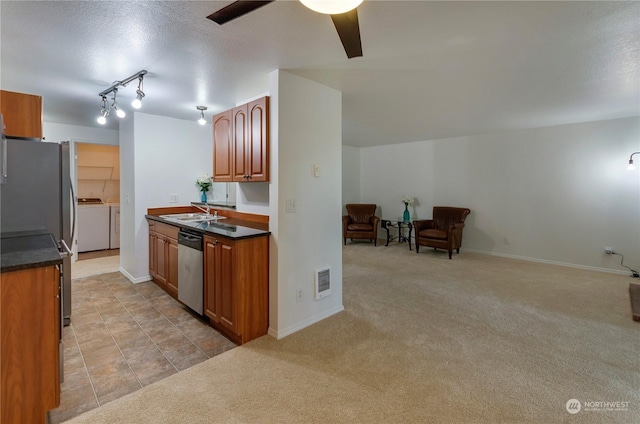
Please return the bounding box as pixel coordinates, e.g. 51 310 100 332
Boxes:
403 203 410 222
201 191 207 203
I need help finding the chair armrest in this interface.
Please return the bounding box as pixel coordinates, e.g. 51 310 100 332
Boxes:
447 222 465 236
413 219 434 232
371 216 380 227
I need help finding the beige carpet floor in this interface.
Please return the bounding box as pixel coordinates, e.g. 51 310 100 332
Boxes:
66 243 639 423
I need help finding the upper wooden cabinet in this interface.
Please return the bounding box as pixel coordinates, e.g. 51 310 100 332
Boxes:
213 96 269 183
0 90 43 139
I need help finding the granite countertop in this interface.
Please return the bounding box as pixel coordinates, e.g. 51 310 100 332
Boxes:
146 215 270 240
1 233 63 273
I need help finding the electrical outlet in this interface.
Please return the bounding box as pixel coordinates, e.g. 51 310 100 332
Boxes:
504 237 512 245
605 247 613 254
286 199 296 213
296 289 303 302
169 194 178 203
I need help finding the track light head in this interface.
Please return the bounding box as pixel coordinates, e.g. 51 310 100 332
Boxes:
197 106 208 125
132 76 145 109
111 89 126 118
97 96 110 124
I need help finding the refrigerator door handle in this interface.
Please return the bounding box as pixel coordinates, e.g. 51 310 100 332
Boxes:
59 239 73 257
1 131 7 184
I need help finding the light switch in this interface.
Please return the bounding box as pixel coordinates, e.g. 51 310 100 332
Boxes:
313 164 320 177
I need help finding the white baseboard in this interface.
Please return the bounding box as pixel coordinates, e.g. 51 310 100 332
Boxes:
268 304 345 340
119 267 152 284
465 249 629 276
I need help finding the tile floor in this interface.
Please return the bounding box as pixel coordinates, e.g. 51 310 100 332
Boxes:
48 271 237 424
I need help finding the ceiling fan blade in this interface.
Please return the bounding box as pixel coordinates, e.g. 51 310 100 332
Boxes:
330 9 363 59
207 0 275 25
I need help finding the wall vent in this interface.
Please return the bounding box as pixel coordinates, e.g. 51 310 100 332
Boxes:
314 267 331 300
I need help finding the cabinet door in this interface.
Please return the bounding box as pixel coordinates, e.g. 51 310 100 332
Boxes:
213 110 233 182
155 234 168 287
204 236 219 322
1 266 60 423
247 97 269 182
149 232 158 278
217 238 237 334
0 90 43 139
232 104 248 181
166 237 179 297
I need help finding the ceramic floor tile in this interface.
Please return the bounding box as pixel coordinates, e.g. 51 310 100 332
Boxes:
82 344 125 371
91 368 141 400
54 272 237 422
48 383 99 424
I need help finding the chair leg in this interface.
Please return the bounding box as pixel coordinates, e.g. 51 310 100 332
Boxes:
374 239 377 246
344 238 346 245
448 250 453 259
416 244 420 253
457 248 460 253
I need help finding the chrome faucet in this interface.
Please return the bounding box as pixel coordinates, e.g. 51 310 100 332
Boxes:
193 203 211 217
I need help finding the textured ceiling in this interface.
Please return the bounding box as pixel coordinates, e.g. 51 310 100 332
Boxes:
1 1 638 147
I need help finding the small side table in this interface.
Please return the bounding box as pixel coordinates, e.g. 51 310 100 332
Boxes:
381 219 414 250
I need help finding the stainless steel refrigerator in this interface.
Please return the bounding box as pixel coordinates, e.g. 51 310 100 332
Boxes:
1 126 74 325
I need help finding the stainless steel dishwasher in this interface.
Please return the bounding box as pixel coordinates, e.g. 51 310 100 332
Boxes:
178 230 204 315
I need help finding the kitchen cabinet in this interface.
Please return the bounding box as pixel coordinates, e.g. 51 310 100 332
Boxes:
1 266 60 423
204 233 269 344
212 96 269 183
0 90 43 139
148 221 179 298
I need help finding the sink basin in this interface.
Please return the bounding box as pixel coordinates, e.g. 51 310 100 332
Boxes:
160 213 226 222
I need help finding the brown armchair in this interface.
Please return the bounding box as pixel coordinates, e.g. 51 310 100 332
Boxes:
343 204 380 246
414 207 471 259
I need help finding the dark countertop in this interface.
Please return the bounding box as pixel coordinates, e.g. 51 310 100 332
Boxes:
146 215 270 240
1 233 62 273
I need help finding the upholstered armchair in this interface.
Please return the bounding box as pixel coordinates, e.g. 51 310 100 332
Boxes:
343 204 380 246
414 207 471 259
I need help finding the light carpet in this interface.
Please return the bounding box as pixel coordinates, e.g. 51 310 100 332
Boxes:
66 243 639 423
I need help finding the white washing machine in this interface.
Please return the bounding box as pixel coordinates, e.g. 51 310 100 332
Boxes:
77 199 110 252
108 204 120 249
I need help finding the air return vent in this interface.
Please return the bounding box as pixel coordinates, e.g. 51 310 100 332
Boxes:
314 267 331 300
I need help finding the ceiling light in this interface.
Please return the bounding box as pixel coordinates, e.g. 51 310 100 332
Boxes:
629 152 639 171
96 95 110 125
299 0 363 15
131 75 145 109
111 89 126 118
197 106 208 125
97 69 147 124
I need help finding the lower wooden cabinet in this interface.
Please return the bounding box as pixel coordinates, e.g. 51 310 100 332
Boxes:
148 221 179 298
204 234 269 344
1 266 60 423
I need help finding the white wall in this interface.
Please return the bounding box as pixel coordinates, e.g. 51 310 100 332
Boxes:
119 112 213 282
43 121 119 145
358 117 640 272
268 70 344 338
342 145 361 213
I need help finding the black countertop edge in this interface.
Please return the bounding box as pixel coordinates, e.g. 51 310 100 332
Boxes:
145 215 270 240
1 233 63 273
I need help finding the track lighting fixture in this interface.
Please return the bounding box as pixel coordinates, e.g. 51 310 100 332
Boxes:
96 95 110 125
131 75 145 109
96 69 147 124
629 152 640 171
197 106 208 125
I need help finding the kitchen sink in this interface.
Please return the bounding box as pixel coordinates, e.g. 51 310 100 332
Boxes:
159 213 226 222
